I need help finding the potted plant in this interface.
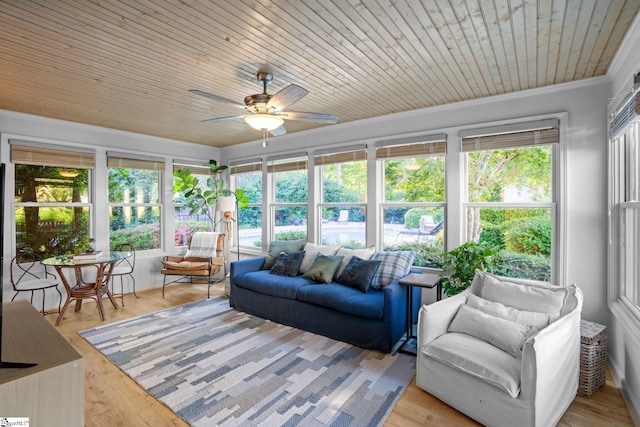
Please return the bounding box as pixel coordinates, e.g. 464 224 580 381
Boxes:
440 241 498 296
173 159 248 232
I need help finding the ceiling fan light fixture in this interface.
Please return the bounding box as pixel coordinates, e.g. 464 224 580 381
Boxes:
244 114 284 131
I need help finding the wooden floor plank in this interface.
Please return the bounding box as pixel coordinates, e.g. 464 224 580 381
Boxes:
42 282 636 426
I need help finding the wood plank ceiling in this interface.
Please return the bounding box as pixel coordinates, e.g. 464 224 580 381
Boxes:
1 1 639 147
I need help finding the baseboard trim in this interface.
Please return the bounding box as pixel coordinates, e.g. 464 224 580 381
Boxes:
609 358 640 426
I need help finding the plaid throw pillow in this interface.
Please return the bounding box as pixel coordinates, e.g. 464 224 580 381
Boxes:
370 251 415 289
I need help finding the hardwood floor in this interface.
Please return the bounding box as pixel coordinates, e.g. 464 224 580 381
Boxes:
45 282 637 427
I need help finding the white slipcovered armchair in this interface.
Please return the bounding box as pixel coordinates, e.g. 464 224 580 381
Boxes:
416 271 583 427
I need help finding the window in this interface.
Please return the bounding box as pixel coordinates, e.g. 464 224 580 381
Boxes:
610 91 640 317
315 146 367 248
377 134 446 267
230 159 262 249
12 142 94 258
172 162 214 247
107 154 163 250
461 119 559 281
267 155 307 242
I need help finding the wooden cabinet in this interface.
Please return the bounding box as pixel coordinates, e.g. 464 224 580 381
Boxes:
0 301 84 426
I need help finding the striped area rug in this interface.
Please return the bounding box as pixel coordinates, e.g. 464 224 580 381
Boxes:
79 297 415 426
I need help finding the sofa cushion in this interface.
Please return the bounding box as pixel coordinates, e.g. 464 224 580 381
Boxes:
466 294 551 329
369 251 415 289
270 251 305 277
335 247 375 276
299 243 340 273
233 270 314 300
262 239 306 270
296 283 384 320
302 254 344 283
422 332 521 398
477 271 571 321
449 304 532 357
336 256 382 292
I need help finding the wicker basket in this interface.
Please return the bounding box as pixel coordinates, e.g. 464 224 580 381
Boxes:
578 320 607 397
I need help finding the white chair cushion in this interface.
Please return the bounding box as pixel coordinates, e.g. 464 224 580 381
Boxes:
449 304 532 356
475 271 573 321
466 294 551 329
422 332 521 398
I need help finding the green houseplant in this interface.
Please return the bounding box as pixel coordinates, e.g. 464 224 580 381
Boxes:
173 160 248 232
440 241 498 296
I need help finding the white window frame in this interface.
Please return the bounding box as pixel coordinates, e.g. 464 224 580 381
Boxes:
609 116 640 341
460 117 564 284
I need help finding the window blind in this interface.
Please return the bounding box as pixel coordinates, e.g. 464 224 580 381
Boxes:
375 133 447 159
460 119 559 152
229 158 263 174
314 145 367 165
267 155 308 173
10 140 96 169
172 161 213 175
610 91 640 138
107 152 164 171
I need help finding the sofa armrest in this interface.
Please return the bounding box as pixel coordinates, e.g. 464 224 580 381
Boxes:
417 291 468 349
520 287 583 417
383 279 406 320
230 256 266 279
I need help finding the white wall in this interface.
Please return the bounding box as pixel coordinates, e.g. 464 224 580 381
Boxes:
0 109 219 310
605 12 640 422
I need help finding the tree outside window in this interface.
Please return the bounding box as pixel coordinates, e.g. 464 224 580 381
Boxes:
15 164 91 257
230 162 262 249
317 147 367 248
378 137 446 268
268 156 308 243
108 159 162 250
463 122 557 281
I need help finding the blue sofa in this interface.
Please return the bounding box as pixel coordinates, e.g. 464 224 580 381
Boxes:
229 256 419 353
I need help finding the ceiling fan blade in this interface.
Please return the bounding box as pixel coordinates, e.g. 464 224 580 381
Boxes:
201 115 245 124
267 84 309 111
270 126 287 136
189 89 244 109
284 111 339 124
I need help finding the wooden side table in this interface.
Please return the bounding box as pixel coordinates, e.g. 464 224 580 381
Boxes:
398 272 442 355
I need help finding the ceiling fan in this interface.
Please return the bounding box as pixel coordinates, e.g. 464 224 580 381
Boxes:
189 72 339 138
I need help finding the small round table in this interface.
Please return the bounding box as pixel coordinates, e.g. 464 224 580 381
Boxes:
42 251 132 325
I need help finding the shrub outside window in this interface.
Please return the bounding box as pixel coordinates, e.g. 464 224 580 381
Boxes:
230 160 263 249
377 135 446 268
108 155 162 250
316 146 367 248
12 143 94 258
462 119 558 281
173 163 215 247
268 155 308 243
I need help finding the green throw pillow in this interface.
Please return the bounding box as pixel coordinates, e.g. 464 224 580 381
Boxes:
262 239 306 270
302 254 344 283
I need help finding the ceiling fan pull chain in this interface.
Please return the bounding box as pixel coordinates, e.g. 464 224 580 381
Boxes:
262 130 269 148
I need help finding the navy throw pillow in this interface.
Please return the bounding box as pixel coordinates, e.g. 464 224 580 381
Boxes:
270 251 305 277
336 256 382 292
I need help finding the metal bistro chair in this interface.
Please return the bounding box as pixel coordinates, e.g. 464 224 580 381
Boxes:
10 252 62 315
110 243 137 306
